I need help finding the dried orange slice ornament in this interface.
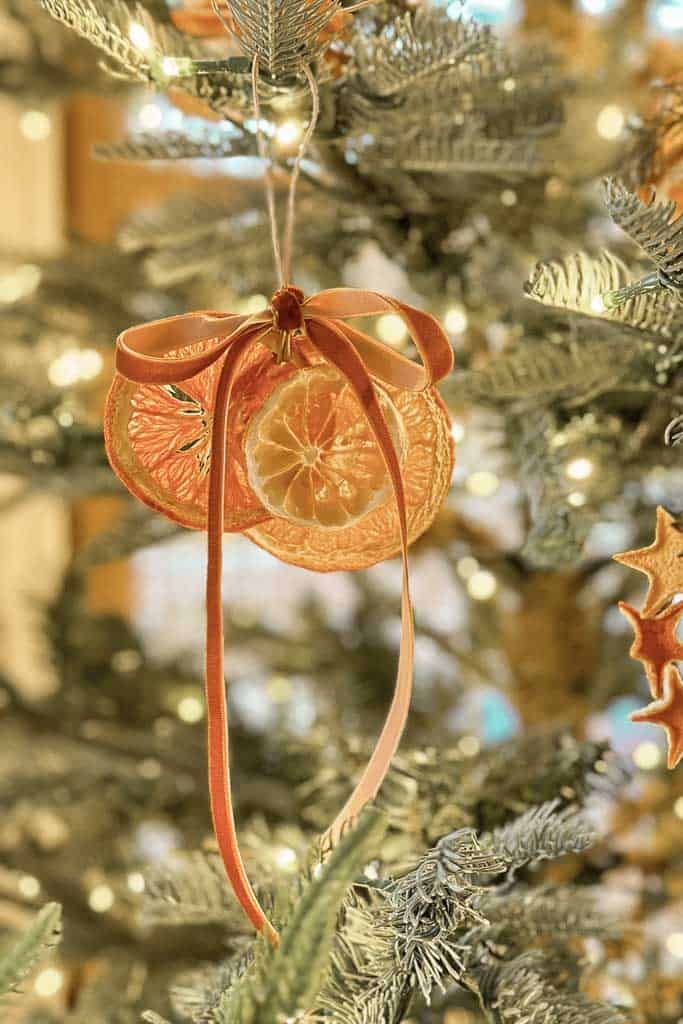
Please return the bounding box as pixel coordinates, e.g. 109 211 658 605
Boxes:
245 366 407 530
103 286 454 946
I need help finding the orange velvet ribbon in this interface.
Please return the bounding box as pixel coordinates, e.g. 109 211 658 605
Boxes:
113 287 453 945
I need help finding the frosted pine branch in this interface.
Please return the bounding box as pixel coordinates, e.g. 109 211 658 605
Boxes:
525 249 683 338
228 0 339 80
605 178 683 291
0 903 62 998
483 799 596 870
94 128 253 162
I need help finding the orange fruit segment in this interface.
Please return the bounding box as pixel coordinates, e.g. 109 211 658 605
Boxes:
245 367 407 529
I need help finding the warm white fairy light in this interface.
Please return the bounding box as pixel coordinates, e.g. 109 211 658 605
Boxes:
138 102 163 131
466 470 500 497
467 569 497 601
565 457 594 481
377 313 407 346
596 105 625 140
48 348 103 388
444 305 468 334
88 883 115 913
20 110 52 142
590 294 607 314
457 556 479 580
632 741 661 770
34 967 64 998
568 491 586 507
275 120 303 147
500 189 517 207
177 695 204 723
18 874 41 899
459 735 481 757
451 419 465 443
128 21 152 51
0 264 41 304
127 871 146 894
665 932 683 958
674 796 683 820
274 846 298 871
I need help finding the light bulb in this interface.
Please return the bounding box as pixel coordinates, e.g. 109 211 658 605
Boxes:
129 21 152 51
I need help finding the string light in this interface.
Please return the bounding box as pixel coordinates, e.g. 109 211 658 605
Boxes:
20 110 52 142
451 420 465 443
128 21 152 51
466 470 500 497
0 263 41 303
647 0 683 36
18 874 41 899
467 569 497 601
665 932 683 958
590 294 607 314
674 796 683 820
177 695 204 723
127 871 146 893
567 491 586 507
274 846 298 871
377 313 408 346
596 105 625 140
137 102 163 131
457 556 479 579
632 741 661 770
565 457 594 481
48 348 103 388
88 883 115 913
500 189 517 207
275 120 303 147
458 735 481 757
444 305 468 334
34 967 64 997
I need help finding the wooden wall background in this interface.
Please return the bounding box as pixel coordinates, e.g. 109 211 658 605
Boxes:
1 90 214 697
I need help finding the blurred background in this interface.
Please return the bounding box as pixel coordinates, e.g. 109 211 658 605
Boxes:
1 0 683 1020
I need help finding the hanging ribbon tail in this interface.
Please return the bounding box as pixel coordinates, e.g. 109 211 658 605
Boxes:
303 288 454 390
112 316 279 946
204 327 280 947
305 317 415 846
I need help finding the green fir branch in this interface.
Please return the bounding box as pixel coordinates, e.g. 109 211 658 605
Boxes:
217 809 386 1024
0 903 62 998
483 799 596 870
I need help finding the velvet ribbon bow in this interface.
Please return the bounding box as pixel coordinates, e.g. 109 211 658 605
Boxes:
112 286 453 945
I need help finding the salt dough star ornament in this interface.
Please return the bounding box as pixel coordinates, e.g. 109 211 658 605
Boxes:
614 506 683 615
618 600 683 698
630 663 683 769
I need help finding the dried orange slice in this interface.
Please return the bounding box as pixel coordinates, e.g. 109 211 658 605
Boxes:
245 367 407 529
246 382 454 572
104 339 294 531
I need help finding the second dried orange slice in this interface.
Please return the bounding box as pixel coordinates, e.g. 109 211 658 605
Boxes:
245 367 406 529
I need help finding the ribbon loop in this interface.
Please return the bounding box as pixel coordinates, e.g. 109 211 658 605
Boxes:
304 288 454 390
116 310 271 383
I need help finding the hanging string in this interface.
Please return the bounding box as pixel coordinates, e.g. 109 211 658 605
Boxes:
211 0 320 287
283 63 320 284
250 54 285 285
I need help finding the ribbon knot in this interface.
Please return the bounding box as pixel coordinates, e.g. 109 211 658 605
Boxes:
110 287 453 946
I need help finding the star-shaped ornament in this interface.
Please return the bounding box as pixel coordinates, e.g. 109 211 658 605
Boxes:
618 600 683 698
614 506 683 615
630 663 683 769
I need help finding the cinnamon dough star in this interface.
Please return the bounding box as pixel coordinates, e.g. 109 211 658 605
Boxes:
630 663 683 770
614 506 683 615
618 600 683 698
